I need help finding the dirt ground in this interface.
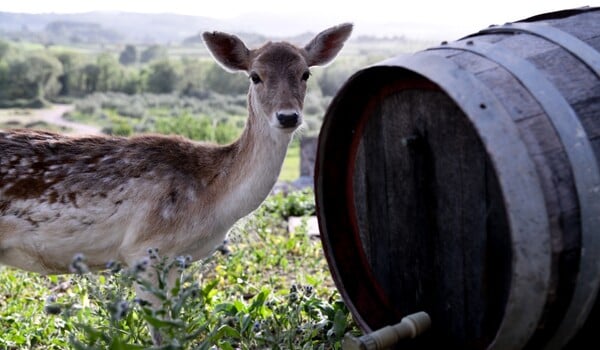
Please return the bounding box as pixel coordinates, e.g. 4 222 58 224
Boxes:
0 104 100 135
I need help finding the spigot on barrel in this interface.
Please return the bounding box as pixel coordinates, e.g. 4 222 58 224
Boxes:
342 311 431 350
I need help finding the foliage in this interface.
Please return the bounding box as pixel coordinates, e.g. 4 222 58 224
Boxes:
55 51 85 96
262 188 316 219
0 40 377 110
69 92 248 142
146 60 181 94
95 53 124 92
0 190 356 349
0 26 435 109
279 142 301 182
201 64 248 96
119 45 138 66
3 52 63 103
0 40 10 59
103 119 134 137
155 112 212 141
179 58 210 97
140 45 168 64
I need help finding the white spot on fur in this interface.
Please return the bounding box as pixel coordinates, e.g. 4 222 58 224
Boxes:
186 188 196 202
161 206 175 220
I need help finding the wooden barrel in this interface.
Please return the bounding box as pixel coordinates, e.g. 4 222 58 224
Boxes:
315 7 600 350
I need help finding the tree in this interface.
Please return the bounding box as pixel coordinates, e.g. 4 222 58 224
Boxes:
82 63 100 93
119 69 143 95
55 51 84 96
146 59 180 94
0 60 9 102
316 63 353 97
140 45 167 63
119 44 137 66
202 63 248 95
96 53 123 92
5 52 63 103
27 53 63 101
0 40 10 59
179 58 209 97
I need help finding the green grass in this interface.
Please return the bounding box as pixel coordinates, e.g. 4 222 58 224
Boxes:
279 142 300 182
0 190 357 349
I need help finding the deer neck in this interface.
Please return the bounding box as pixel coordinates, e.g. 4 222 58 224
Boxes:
214 107 293 226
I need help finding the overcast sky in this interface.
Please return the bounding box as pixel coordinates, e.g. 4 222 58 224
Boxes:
1 1 596 38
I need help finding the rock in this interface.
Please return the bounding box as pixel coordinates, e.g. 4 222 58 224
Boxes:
288 216 320 237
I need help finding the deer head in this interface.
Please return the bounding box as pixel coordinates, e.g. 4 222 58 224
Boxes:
202 23 353 134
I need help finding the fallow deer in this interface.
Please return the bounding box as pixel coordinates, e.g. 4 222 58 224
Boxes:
0 23 353 343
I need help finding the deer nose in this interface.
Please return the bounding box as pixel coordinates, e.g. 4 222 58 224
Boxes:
276 112 300 128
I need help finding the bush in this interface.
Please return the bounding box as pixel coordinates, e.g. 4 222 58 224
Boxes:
214 118 242 144
261 188 316 219
103 121 133 136
0 97 48 108
116 100 145 119
146 60 180 94
75 98 101 116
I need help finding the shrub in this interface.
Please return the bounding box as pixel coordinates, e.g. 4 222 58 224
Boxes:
261 188 316 219
155 113 212 141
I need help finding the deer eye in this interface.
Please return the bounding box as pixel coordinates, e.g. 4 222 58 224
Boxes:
301 71 310 81
250 72 262 84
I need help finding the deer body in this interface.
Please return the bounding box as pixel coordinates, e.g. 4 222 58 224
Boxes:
0 24 352 293
0 130 285 273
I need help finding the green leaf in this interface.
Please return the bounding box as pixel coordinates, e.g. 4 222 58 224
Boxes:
332 309 348 339
76 323 104 343
248 290 268 314
215 325 241 339
240 314 253 334
214 303 238 315
217 341 235 350
142 314 185 329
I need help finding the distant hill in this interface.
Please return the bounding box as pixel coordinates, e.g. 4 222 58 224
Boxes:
44 21 122 44
0 12 222 44
0 11 330 45
0 11 452 46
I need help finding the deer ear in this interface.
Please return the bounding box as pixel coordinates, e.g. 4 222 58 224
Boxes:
304 23 353 67
202 31 251 71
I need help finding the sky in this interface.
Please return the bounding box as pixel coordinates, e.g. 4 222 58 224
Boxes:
0 1 597 39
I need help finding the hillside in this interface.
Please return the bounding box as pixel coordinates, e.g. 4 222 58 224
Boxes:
0 12 221 44
0 11 445 45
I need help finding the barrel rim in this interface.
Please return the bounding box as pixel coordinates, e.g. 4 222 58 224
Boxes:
516 6 600 23
315 67 400 332
316 67 442 332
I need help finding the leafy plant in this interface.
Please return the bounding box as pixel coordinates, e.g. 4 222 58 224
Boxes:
261 188 316 219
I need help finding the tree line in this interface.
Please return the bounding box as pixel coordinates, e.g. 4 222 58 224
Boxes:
0 40 355 108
